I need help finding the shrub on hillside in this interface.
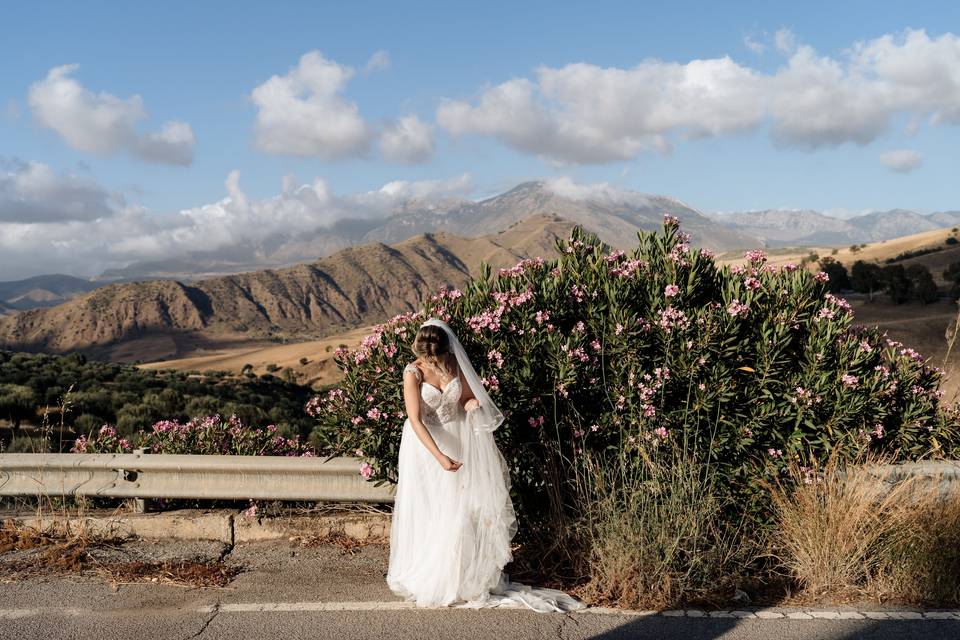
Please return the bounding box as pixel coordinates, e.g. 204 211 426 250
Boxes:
310 219 958 530
0 350 315 447
851 261 884 301
73 415 315 457
817 257 850 293
907 264 940 305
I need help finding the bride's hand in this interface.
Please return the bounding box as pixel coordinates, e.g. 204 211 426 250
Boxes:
464 398 480 412
438 454 462 472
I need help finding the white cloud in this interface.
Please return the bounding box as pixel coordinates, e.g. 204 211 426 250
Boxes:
438 29 960 163
543 176 690 210
0 164 473 279
364 50 391 74
774 28 797 54
879 149 923 173
439 58 765 164
251 51 372 159
379 116 435 164
374 173 473 201
27 65 195 166
744 35 766 55
0 160 120 223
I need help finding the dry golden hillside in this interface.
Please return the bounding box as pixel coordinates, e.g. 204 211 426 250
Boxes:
0 215 575 361
720 226 960 284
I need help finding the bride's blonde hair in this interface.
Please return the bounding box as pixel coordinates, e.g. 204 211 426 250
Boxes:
412 325 453 377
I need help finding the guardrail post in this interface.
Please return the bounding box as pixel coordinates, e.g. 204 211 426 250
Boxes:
133 447 149 513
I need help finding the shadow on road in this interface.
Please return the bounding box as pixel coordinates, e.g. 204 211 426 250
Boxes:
587 615 959 640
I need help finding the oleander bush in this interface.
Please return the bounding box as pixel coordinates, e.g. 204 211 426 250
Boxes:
73 415 315 457
311 217 960 534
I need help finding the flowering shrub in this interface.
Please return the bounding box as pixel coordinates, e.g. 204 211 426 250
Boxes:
310 219 959 526
72 414 315 457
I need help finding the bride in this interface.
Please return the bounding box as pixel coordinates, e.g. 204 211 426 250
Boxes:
385 319 583 612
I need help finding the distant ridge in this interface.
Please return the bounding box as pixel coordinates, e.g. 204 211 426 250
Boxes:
717 208 960 247
0 215 576 359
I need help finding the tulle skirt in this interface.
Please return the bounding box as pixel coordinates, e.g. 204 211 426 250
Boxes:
386 415 584 612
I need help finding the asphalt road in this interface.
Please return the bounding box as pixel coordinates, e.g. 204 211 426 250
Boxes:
1 538 958 639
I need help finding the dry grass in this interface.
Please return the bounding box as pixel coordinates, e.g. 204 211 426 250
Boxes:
578 451 754 610
0 519 239 587
136 326 370 388
769 458 960 606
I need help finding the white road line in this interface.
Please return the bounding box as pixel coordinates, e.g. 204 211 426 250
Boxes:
207 601 418 612
2 604 959 619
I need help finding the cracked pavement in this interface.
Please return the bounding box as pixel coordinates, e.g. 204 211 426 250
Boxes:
2 538 960 639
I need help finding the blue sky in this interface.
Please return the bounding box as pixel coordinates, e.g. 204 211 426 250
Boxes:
1 1 959 277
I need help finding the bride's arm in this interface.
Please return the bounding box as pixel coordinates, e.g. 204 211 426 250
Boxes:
458 369 480 411
402 367 462 472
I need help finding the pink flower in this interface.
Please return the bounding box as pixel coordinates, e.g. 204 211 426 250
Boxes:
663 213 680 227
653 426 669 439
814 271 830 283
727 299 750 318
699 248 715 259
242 503 258 518
841 374 859 388
359 462 374 479
744 249 767 264
487 350 504 368
482 375 500 391
817 307 835 321
528 415 545 428
657 306 690 332
366 407 382 420
767 448 783 459
71 435 88 453
664 284 680 298
744 277 761 290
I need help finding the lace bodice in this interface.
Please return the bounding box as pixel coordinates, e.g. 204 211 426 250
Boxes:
404 363 463 426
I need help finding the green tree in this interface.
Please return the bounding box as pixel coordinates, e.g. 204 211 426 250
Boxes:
0 384 37 429
850 261 884 302
883 264 914 304
944 260 960 299
817 257 851 293
906 264 940 305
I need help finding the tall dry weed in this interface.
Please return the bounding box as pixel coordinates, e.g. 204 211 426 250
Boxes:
579 449 753 609
770 457 960 605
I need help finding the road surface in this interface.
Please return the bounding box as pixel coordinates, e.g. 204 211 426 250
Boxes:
1 537 957 639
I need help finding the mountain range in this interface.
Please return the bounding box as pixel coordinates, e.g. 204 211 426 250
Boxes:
0 215 576 359
713 208 960 247
1 181 958 359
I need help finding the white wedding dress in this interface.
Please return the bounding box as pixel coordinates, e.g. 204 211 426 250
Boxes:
386 322 584 613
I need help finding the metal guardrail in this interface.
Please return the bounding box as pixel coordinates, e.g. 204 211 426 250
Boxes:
0 452 395 503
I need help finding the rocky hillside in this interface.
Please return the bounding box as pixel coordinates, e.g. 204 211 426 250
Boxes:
0 215 575 357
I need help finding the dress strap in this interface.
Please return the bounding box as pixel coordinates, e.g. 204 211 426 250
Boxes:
403 363 422 382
